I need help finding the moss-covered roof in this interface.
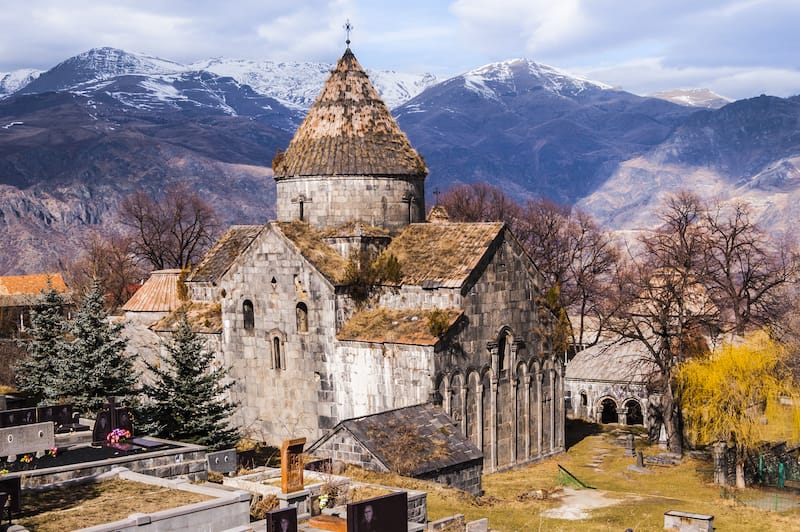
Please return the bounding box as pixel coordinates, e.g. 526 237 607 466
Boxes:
274 221 350 284
272 48 427 179
328 404 483 477
188 225 263 283
151 301 222 334
337 308 461 346
386 222 505 288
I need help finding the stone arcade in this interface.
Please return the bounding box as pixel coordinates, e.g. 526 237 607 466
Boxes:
170 45 565 474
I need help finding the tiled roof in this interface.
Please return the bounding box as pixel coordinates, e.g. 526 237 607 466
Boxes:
337 308 462 346
565 340 658 384
385 222 505 288
336 404 482 476
188 225 262 283
121 270 182 313
275 221 350 284
151 302 222 334
272 48 427 179
0 273 69 307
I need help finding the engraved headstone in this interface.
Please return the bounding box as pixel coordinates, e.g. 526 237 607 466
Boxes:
92 409 113 443
280 437 306 494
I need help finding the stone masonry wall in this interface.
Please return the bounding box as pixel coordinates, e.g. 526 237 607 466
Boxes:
219 226 338 445
324 342 434 423
276 175 425 232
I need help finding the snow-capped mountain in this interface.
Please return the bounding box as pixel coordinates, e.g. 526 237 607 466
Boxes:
460 58 612 101
6 47 438 111
396 58 696 204
3 46 799 276
0 69 41 98
190 58 438 110
647 88 732 109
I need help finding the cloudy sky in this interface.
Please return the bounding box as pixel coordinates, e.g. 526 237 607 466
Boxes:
1 0 798 100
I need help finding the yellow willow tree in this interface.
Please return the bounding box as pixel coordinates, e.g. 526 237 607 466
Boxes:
678 331 800 487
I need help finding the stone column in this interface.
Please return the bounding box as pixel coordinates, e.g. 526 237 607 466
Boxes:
490 376 498 470
523 373 531 459
476 382 484 453
459 383 467 437
511 377 518 465
549 368 556 452
536 370 543 457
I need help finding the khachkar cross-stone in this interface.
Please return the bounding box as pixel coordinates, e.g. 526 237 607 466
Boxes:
344 19 353 47
281 437 306 493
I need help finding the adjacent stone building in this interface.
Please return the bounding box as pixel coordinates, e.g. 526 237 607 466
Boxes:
564 340 657 428
172 45 565 474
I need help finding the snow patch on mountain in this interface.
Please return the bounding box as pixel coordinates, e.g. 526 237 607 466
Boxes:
191 57 438 110
0 69 41 98
461 58 613 99
648 88 732 109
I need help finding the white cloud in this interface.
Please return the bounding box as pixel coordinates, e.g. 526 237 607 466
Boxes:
0 0 796 99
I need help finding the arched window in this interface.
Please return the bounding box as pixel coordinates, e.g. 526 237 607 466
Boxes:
272 337 283 370
243 300 254 330
625 399 644 425
296 302 308 333
600 398 619 424
497 329 512 372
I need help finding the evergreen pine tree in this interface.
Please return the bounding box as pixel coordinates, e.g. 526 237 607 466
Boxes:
15 283 68 405
62 279 138 415
140 312 238 450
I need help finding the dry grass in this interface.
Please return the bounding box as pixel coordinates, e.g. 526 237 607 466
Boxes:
347 421 800 532
277 221 349 283
16 479 212 531
152 301 223 334
337 308 461 345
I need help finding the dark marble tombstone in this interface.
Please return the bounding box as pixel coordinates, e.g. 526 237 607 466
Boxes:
115 407 134 435
0 477 21 514
267 506 298 532
347 492 407 532
280 437 306 494
0 408 36 428
92 408 113 444
36 406 56 424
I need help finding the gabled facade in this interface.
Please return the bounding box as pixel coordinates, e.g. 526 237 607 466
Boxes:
179 46 565 474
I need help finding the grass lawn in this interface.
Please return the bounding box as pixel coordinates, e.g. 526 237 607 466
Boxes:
348 419 800 532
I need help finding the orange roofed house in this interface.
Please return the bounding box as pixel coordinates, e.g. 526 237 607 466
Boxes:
0 273 71 338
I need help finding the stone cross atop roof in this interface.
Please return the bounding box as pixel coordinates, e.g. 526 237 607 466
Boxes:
272 48 427 179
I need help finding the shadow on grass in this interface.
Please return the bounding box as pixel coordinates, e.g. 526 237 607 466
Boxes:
565 418 603 450
18 482 102 518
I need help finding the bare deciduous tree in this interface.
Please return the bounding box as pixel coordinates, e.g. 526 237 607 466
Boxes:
703 200 796 334
67 233 144 310
120 183 220 270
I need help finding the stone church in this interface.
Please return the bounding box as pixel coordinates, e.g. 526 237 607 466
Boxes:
172 46 565 473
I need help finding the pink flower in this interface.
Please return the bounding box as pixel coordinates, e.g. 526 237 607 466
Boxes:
106 428 132 444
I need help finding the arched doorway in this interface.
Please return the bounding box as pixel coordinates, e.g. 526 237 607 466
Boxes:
624 399 644 425
600 398 618 424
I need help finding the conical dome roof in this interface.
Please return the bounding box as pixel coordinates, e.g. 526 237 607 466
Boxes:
272 48 427 178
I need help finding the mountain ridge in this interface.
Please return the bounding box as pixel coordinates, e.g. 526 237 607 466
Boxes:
2 47 799 275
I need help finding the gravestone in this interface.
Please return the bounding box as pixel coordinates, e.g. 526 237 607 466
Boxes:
207 449 238 475
0 407 36 428
0 422 54 457
624 433 635 457
92 398 135 444
0 477 21 514
281 437 306 494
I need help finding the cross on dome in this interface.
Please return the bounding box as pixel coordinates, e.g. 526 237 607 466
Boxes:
344 19 353 47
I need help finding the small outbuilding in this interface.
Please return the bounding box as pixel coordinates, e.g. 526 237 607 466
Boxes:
308 403 484 496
